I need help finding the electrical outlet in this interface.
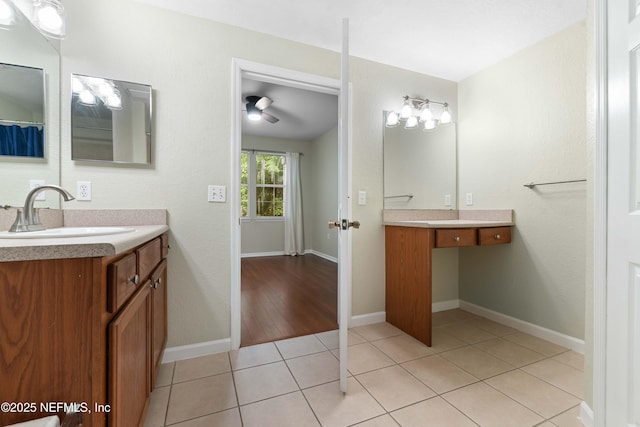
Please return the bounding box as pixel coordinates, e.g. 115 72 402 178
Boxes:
465 192 473 206
29 180 46 201
208 185 226 202
444 194 451 207
77 181 91 201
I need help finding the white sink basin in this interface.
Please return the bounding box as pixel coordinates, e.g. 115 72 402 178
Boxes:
0 226 135 239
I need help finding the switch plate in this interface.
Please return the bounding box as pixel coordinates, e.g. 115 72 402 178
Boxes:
208 185 226 202
358 190 367 205
444 194 451 207
77 181 91 201
29 180 46 201
465 192 473 206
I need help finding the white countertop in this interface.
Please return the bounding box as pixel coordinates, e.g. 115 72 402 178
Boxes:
383 219 514 228
0 225 169 262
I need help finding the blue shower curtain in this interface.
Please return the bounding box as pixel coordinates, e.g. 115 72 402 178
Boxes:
0 124 44 157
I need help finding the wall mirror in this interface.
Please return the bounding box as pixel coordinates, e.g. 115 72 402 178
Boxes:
0 63 45 157
71 73 152 165
383 112 457 209
0 0 60 207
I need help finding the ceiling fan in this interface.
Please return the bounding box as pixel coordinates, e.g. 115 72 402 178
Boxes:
245 95 279 124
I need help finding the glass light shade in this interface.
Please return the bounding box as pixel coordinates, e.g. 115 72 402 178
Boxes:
440 105 452 124
0 0 13 26
78 90 96 106
419 105 432 122
423 119 437 131
105 89 123 110
399 100 412 120
33 0 66 39
247 104 262 121
385 111 399 127
404 115 418 129
98 81 115 97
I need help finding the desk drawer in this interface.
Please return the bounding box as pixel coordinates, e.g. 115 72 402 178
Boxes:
435 228 477 248
478 226 512 245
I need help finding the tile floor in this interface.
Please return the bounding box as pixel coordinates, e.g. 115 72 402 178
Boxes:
144 309 585 427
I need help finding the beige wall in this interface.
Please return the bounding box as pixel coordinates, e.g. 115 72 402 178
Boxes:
458 22 587 340
59 0 458 347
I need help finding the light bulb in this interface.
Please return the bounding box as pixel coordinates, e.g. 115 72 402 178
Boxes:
98 81 115 97
419 104 432 122
423 119 437 131
106 89 122 110
0 0 13 25
247 104 262 121
78 90 96 106
399 99 412 120
72 76 84 94
404 115 418 129
440 104 452 124
385 111 399 127
33 0 66 38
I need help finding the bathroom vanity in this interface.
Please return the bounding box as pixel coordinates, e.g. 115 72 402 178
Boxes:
0 219 169 427
384 210 513 346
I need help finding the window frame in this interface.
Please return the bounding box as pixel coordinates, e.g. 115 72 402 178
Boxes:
240 150 286 221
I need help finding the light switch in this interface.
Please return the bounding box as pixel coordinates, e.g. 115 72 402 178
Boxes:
208 185 226 202
444 194 451 206
358 190 367 205
466 193 473 206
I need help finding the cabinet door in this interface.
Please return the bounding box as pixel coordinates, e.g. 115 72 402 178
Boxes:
150 259 167 390
108 284 151 427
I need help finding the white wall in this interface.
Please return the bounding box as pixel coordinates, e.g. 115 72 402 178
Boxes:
59 0 458 347
458 22 587 339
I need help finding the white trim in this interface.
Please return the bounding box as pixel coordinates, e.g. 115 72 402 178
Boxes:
305 249 338 263
459 301 585 353
231 58 343 351
593 0 607 423
433 299 460 313
162 338 231 363
350 311 386 327
241 251 286 258
579 401 594 427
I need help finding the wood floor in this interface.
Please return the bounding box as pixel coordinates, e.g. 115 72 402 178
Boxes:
241 254 338 347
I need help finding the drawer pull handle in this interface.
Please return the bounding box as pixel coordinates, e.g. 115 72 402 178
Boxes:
454 236 460 242
494 234 501 240
127 274 140 285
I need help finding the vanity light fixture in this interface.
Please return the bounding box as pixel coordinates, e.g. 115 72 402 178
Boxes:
0 0 14 26
72 75 122 110
32 0 66 39
386 95 453 131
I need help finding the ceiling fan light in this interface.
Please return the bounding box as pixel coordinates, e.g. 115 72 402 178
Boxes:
247 104 262 121
385 111 399 127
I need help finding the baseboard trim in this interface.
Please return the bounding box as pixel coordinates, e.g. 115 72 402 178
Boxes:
433 299 460 312
241 251 285 258
162 338 231 363
579 401 593 427
459 301 585 354
350 311 386 327
305 249 338 263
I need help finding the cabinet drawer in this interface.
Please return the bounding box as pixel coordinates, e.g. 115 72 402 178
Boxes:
161 233 169 259
137 237 162 282
479 226 512 245
435 228 477 248
108 252 139 313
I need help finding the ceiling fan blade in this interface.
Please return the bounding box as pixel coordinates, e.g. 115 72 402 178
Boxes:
255 96 273 111
261 112 279 124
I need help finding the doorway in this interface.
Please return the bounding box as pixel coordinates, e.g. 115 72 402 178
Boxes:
230 60 342 349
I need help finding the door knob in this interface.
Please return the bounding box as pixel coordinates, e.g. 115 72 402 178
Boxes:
328 221 340 229
349 221 360 229
328 220 360 230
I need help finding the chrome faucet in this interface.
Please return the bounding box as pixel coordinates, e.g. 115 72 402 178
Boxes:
9 185 75 232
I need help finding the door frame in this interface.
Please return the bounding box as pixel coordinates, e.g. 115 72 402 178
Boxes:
229 58 351 349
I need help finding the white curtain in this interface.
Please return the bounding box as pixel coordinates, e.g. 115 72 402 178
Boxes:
284 152 304 255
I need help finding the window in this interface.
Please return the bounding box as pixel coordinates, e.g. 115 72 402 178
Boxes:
241 151 286 219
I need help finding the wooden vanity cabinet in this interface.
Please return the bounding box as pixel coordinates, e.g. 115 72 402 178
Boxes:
385 226 510 346
0 233 169 427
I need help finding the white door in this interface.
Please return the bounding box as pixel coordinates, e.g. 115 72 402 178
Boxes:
604 0 640 424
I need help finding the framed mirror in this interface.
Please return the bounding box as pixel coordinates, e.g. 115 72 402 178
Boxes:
383 112 457 209
0 63 45 158
71 73 152 165
0 0 60 207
